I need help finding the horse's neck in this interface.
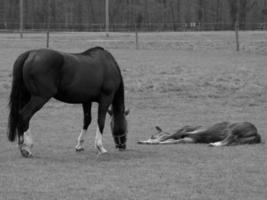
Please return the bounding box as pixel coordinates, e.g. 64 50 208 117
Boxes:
112 113 127 132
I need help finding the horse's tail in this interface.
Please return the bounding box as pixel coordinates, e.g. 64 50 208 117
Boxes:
8 51 31 142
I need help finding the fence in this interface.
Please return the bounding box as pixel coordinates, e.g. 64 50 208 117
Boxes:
1 22 267 32
1 31 266 55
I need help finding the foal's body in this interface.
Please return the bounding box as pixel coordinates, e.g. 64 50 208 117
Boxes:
8 47 128 157
138 122 261 146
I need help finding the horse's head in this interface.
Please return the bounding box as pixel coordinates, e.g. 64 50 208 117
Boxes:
108 108 130 151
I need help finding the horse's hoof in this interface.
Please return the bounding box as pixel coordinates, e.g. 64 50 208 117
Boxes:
95 145 108 155
99 149 108 154
96 150 108 156
116 144 126 151
20 149 33 158
75 147 84 152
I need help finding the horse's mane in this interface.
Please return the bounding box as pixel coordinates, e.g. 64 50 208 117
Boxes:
81 46 104 56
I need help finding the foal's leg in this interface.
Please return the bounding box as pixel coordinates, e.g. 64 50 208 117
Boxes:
95 99 111 154
235 135 261 145
160 137 195 144
75 102 92 152
209 133 237 147
18 96 49 157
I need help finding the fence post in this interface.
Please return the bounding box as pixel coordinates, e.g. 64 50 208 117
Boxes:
235 0 240 51
105 0 109 37
46 31 50 48
19 0 24 38
135 24 139 50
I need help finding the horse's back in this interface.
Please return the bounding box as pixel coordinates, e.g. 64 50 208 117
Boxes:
21 47 122 103
192 122 230 143
57 48 122 103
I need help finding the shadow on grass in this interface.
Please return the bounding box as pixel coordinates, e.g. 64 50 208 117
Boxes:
94 148 158 162
31 148 158 164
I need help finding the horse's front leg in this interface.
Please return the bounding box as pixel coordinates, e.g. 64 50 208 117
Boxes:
95 125 108 154
75 129 87 152
95 101 110 154
75 103 92 152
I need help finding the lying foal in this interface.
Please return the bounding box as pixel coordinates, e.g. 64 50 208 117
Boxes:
138 122 261 146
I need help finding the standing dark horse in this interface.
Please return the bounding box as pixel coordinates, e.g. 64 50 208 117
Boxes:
8 47 128 158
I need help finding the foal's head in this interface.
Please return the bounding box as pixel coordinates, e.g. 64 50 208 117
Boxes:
108 108 130 150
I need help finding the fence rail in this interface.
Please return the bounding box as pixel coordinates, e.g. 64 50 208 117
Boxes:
1 22 267 32
1 31 266 54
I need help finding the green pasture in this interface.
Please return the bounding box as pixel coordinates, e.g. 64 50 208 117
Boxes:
0 32 266 200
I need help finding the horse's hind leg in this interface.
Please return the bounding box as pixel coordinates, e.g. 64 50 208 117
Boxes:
75 102 92 152
18 96 49 157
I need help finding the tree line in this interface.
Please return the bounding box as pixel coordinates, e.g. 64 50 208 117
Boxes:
1 0 267 31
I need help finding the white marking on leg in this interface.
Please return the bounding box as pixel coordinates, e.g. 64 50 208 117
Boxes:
160 137 194 144
209 141 224 147
19 129 33 157
75 129 86 151
95 126 107 154
24 129 33 148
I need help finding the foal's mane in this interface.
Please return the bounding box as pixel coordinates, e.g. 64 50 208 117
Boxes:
81 46 104 56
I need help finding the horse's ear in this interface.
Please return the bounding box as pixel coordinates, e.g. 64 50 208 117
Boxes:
155 126 162 132
125 108 130 116
107 108 113 116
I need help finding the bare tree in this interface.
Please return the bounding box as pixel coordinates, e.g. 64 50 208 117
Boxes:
239 0 257 29
0 0 265 31
215 0 222 30
228 0 257 29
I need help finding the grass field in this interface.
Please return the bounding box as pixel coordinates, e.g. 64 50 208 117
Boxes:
0 32 267 200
